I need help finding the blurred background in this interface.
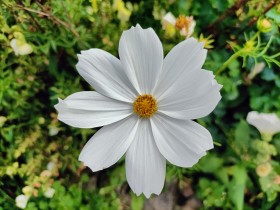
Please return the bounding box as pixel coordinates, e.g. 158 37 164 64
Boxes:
0 0 280 209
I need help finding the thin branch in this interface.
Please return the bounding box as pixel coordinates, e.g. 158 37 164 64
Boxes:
243 0 279 29
206 0 250 33
16 4 79 37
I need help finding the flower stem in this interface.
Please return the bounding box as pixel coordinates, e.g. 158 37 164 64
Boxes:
215 31 261 76
215 51 241 75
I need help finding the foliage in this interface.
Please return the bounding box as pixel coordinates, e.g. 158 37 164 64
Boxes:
1 0 280 209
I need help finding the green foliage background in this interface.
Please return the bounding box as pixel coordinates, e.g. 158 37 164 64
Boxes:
0 0 280 209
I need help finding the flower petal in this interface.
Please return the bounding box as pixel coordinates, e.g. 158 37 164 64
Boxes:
162 12 176 27
150 114 213 168
55 91 132 128
79 115 139 172
153 38 206 97
156 69 222 120
119 24 164 94
76 49 137 102
126 119 166 198
246 111 280 135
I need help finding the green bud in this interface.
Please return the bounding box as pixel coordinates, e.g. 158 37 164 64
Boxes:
257 18 272 33
256 153 270 163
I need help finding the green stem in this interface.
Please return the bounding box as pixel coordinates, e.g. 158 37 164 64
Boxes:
215 32 261 76
215 51 242 75
251 31 260 41
257 35 274 57
271 52 280 58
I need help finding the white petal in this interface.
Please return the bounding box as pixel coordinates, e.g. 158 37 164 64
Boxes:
246 111 280 135
150 114 213 168
126 119 166 198
153 38 206 97
119 24 164 94
156 69 222 120
79 115 139 172
54 91 132 128
15 194 29 209
162 12 176 27
19 43 33 55
10 39 19 56
76 49 137 102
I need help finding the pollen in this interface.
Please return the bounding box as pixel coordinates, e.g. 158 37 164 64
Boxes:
175 15 190 30
133 94 157 118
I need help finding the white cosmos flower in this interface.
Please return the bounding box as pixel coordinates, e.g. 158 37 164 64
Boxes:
247 111 280 136
55 24 222 198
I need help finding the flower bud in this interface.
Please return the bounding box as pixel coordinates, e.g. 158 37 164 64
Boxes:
256 162 272 177
257 18 272 33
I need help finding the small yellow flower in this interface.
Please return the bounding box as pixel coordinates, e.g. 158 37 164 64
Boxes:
117 6 131 23
91 0 98 13
113 0 131 23
197 34 215 49
256 162 272 177
165 23 176 38
244 40 255 52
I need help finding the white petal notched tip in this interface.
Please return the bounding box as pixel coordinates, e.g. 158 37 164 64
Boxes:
126 119 166 198
119 24 164 94
151 114 213 168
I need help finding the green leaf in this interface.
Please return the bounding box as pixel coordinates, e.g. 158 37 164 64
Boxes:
235 120 250 146
266 8 280 24
131 194 144 210
199 153 223 173
228 165 247 210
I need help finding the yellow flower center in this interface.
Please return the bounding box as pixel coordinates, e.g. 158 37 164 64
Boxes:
133 94 157 118
175 15 190 30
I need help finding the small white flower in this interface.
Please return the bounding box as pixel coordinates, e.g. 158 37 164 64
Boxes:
55 24 222 198
15 194 29 209
162 12 176 28
49 126 59 136
162 12 196 38
247 111 280 136
47 161 56 171
10 39 33 56
44 187 55 198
